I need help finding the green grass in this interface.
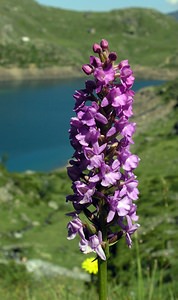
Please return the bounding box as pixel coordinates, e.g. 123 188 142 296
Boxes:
0 79 178 299
0 0 178 69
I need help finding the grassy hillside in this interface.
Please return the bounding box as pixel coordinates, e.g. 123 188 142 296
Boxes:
0 78 178 299
0 0 178 70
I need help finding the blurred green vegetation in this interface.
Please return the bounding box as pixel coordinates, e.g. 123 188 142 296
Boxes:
0 0 178 69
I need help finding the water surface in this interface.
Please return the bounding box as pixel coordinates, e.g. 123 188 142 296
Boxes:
0 78 163 172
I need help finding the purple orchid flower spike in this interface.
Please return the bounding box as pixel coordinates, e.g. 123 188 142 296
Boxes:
66 39 140 261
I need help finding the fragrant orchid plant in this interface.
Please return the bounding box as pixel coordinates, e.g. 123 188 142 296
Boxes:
66 39 140 300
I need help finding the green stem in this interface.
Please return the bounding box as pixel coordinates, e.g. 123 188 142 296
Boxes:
98 203 109 300
98 257 108 300
135 232 145 300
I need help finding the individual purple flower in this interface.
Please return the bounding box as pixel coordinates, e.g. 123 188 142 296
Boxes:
66 39 140 261
67 216 85 240
73 89 89 111
128 203 139 221
107 117 136 144
75 126 100 147
94 64 115 92
77 102 108 126
120 179 139 201
89 160 121 187
67 153 90 180
119 60 135 89
109 85 128 107
107 190 131 223
122 154 140 171
79 231 106 260
84 141 107 170
75 181 96 204
120 215 140 248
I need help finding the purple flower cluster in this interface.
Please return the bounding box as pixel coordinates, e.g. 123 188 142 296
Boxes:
66 39 140 260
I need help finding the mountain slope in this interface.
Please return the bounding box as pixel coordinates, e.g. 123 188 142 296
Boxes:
168 10 178 20
0 0 178 69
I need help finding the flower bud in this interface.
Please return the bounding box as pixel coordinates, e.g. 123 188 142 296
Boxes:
108 52 117 62
100 39 109 50
90 56 102 68
93 43 102 53
85 80 96 92
82 64 93 75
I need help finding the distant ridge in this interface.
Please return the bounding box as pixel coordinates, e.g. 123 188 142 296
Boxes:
168 10 178 20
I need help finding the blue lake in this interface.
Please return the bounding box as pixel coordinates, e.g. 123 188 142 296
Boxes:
0 78 163 172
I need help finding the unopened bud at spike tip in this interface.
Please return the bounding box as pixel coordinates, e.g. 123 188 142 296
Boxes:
93 43 102 54
100 39 109 50
108 52 117 62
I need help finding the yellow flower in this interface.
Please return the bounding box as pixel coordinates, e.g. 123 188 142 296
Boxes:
82 257 98 274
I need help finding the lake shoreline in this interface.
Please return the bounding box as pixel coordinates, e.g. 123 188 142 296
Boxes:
0 65 178 83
